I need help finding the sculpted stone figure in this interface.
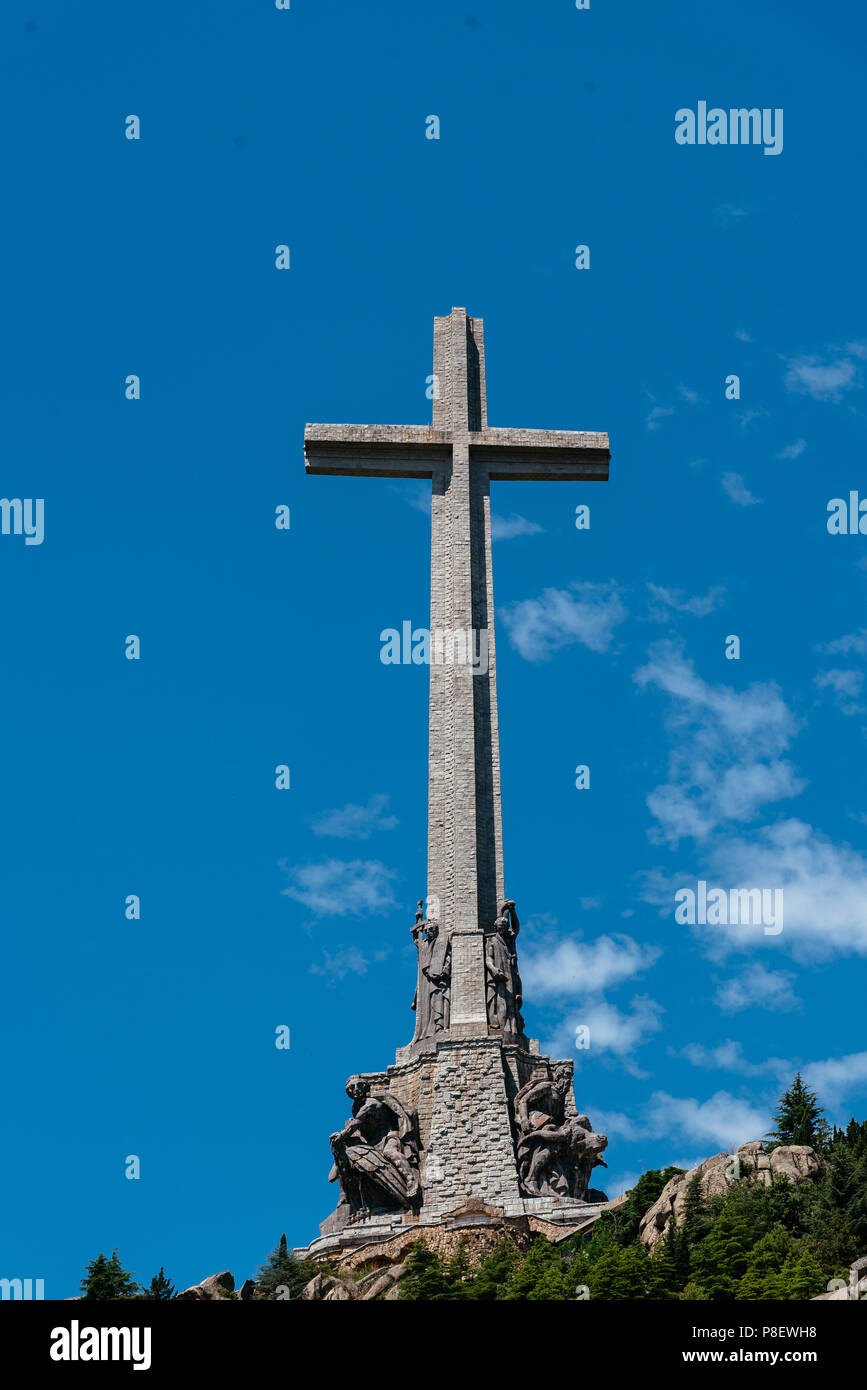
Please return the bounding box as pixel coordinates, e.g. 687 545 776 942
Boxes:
513 1065 608 1200
485 899 524 1033
328 1077 421 1222
411 901 451 1040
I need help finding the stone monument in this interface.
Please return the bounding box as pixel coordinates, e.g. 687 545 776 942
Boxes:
303 308 611 1256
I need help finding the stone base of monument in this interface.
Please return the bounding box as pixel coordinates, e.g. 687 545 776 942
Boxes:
304 1032 610 1263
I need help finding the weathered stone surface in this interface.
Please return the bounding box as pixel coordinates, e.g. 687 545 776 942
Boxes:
639 1142 826 1249
514 1064 608 1200
305 308 609 1044
327 1077 421 1225
305 309 611 1243
176 1270 235 1301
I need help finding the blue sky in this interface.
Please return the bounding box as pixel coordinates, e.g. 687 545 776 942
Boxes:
2 0 867 1297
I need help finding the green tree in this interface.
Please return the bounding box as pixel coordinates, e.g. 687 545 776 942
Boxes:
143 1267 175 1300
778 1249 826 1301
600 1167 685 1248
681 1172 712 1253
80 1250 139 1300
255 1233 319 1300
467 1239 519 1300
503 1238 568 1300
398 1241 458 1300
680 1281 710 1300
766 1073 830 1152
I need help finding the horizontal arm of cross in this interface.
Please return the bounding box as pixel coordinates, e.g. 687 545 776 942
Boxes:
471 427 610 481
305 424 451 478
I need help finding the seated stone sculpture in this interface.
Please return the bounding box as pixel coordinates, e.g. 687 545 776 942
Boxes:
328 1077 421 1223
513 1066 607 1201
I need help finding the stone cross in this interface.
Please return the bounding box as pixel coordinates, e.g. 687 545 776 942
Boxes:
305 307 609 1042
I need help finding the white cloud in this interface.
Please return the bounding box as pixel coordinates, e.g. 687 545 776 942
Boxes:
783 343 867 402
717 204 748 225
705 820 867 961
776 439 806 460
645 1089 770 1150
735 328 752 342
814 668 865 716
586 1108 641 1141
817 629 867 656
280 858 399 916
633 644 804 844
646 582 726 619
737 408 769 431
543 996 664 1077
310 946 371 981
646 405 675 431
491 512 543 541
521 934 661 1000
311 794 399 839
502 581 626 662
673 1039 791 1081
713 963 801 1014
721 471 762 506
803 1051 867 1111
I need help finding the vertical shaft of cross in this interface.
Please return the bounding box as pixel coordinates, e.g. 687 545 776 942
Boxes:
427 309 504 1034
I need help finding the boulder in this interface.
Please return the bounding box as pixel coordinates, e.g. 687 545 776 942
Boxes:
176 1270 235 1301
638 1142 825 1250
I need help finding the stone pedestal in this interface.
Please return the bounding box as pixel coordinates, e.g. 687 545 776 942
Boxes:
307 1030 607 1260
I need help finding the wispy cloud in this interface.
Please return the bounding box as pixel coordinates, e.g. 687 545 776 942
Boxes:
776 439 806 460
646 582 726 619
716 204 748 226
522 933 663 1076
672 1039 791 1081
280 858 399 916
736 408 769 431
491 512 544 541
544 996 664 1077
721 471 762 506
522 934 661 999
783 342 867 402
804 1051 867 1111
816 629 867 657
646 405 675 431
814 668 865 717
633 643 804 844
311 794 399 840
502 580 626 662
713 963 801 1014
644 1090 770 1150
310 946 371 981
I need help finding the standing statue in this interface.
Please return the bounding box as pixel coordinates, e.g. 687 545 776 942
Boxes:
513 1065 607 1200
484 899 524 1033
411 901 451 1040
328 1077 421 1223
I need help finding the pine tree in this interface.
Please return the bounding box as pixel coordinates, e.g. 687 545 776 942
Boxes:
255 1232 319 1300
467 1239 519 1300
80 1250 139 1300
778 1249 826 1301
398 1241 457 1300
681 1172 712 1252
766 1073 830 1152
502 1237 564 1300
144 1267 175 1300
